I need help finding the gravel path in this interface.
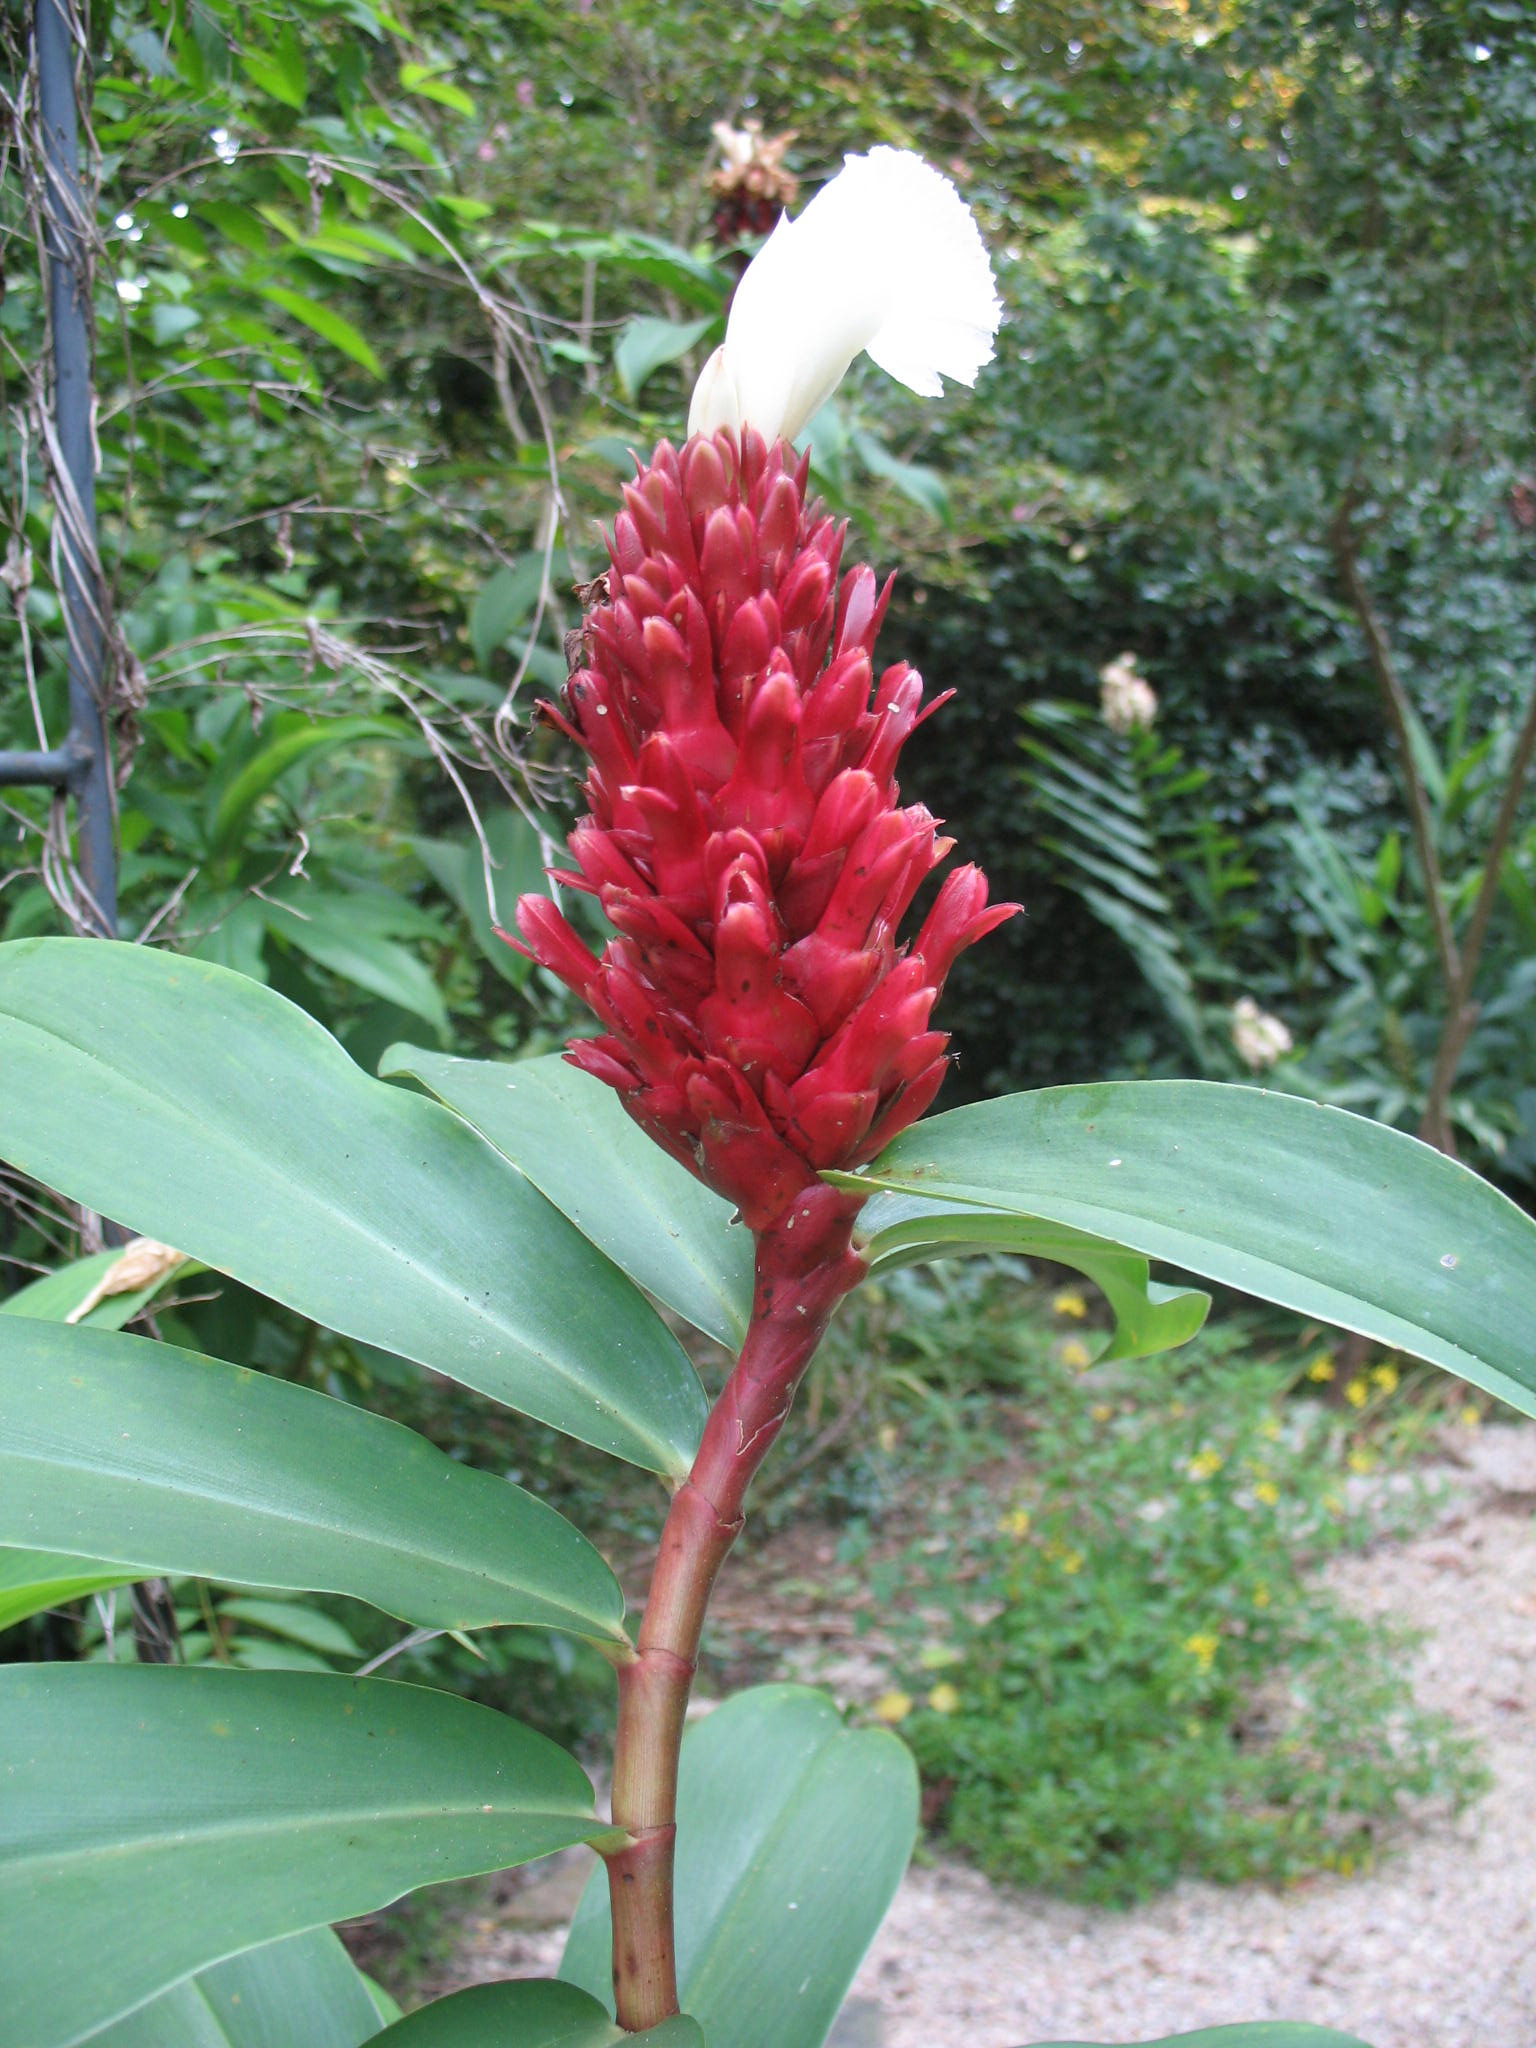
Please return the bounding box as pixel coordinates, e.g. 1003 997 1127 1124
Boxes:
401 1421 1536 2048
853 1421 1536 2048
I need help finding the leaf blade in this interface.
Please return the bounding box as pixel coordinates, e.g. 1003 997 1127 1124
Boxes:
0 939 708 1475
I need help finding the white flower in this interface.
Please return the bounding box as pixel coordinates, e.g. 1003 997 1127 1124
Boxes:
688 145 1002 446
1099 652 1158 734
1231 996 1293 1071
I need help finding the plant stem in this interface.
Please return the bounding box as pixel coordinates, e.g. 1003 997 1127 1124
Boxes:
603 1181 866 2031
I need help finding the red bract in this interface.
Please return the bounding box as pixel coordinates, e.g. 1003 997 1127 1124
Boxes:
515 429 1018 1230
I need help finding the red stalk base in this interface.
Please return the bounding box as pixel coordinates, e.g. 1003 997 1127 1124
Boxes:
602 1183 866 2030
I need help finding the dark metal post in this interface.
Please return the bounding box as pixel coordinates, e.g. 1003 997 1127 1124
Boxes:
34 0 115 935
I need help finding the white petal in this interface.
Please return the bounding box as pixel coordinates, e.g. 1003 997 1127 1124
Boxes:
687 146 1002 445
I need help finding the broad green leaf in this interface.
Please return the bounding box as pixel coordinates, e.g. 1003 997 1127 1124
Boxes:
2 1245 191 1330
614 315 715 400
855 1193 1210 1362
262 893 450 1039
469 557 546 669
215 1598 362 1660
372 1981 702 2046
398 61 476 117
208 712 407 856
0 1665 614 2047
93 1928 382 2048
0 939 708 1475
381 1048 753 1351
1019 2030 1372 2048
0 1315 627 1642
260 287 382 376
563 1686 917 2048
833 1082 1536 1416
414 807 551 987
239 25 307 108
0 1545 132 1632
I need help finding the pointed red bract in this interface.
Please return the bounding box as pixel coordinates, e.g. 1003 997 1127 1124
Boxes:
515 429 1018 1229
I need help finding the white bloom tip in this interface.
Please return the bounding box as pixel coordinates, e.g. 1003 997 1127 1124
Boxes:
688 145 1002 446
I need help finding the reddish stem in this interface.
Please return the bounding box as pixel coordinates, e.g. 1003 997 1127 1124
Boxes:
602 1182 866 2031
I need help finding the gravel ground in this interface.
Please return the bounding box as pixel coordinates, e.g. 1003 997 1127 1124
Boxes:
401 1421 1536 2048
853 1421 1536 2048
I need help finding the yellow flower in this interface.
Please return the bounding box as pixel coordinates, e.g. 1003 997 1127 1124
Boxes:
1370 1363 1399 1393
919 1642 962 1670
1169 1399 1187 1419
1183 1631 1219 1673
1347 1447 1375 1475
1306 1355 1336 1383
1259 1417 1283 1441
876 1422 899 1454
1053 1289 1089 1319
926 1681 962 1715
1091 1402 1114 1423
1060 1548 1085 1575
1253 1479 1280 1507
998 1507 1032 1539
1323 1490 1345 1515
1252 1583 1272 1610
872 1690 912 1725
1187 1448 1224 1481
1060 1338 1092 1370
1344 1377 1369 1408
1460 1403 1482 1428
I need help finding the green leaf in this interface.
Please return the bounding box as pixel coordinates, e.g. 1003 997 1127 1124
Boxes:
262 891 449 1040
0 939 708 1475
150 302 202 347
0 1545 132 1632
856 1193 1210 1362
0 1302 627 1641
372 1981 701 2045
398 61 476 117
613 315 715 401
380 1048 753 1350
414 808 551 987
260 287 382 375
469 557 547 669
2 1245 191 1330
91 1929 383 2048
562 1686 917 2048
239 26 308 108
0 1664 613 2047
1017 2030 1372 2048
208 711 407 856
215 1597 363 1660
831 1082 1536 1415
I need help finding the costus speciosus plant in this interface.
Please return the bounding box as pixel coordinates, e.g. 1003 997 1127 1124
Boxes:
2 146 1535 2048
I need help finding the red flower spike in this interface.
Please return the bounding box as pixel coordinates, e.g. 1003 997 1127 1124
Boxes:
514 429 1019 1232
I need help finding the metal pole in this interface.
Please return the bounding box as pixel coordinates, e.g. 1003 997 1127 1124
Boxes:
35 0 115 935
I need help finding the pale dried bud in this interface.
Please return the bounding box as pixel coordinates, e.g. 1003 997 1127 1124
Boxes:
1231 996 1293 1072
1099 653 1158 735
65 1238 185 1324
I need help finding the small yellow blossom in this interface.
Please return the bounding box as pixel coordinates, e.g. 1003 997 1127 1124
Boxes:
1253 1584 1272 1610
1344 1377 1369 1408
1347 1448 1375 1475
1183 1631 1220 1673
1460 1403 1482 1428
1053 1289 1089 1319
1253 1479 1280 1507
1184 1717 1204 1739
1306 1355 1336 1383
1060 1548 1084 1575
1187 1448 1224 1481
1060 1338 1092 1370
1370 1363 1399 1393
872 1691 912 1725
1169 1399 1187 1418
1091 1402 1115 1423
998 1507 1032 1539
1259 1417 1283 1441
926 1682 962 1715
876 1422 899 1454
1323 1491 1345 1515
919 1642 963 1671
